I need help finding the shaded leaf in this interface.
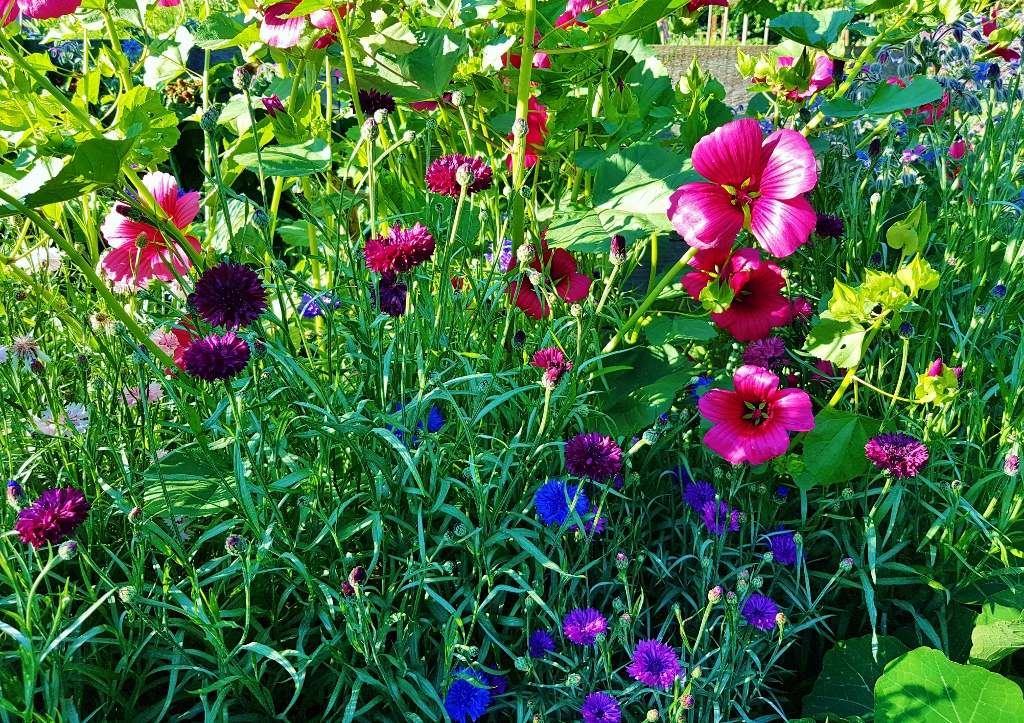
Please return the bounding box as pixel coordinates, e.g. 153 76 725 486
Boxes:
798 409 880 490
644 314 717 345
769 9 854 49
234 138 331 177
24 138 134 207
802 635 909 718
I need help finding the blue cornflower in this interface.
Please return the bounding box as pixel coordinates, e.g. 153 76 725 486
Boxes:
682 480 716 511
974 61 994 83
299 292 341 318
691 375 714 401
766 527 803 566
534 479 588 526
856 150 872 167
121 39 144 65
528 630 556 658
757 119 775 134
389 403 445 444
444 668 490 723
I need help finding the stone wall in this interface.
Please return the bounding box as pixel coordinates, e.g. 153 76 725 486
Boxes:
652 44 772 108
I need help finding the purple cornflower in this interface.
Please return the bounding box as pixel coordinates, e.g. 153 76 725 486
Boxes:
534 479 588 526
188 262 267 330
864 432 929 478
528 630 555 657
443 668 490 723
570 504 607 537
183 332 251 382
563 608 607 645
741 336 787 370
682 480 716 512
299 292 341 318
355 88 396 116
766 527 802 567
425 154 493 198
15 486 90 549
742 593 780 631
376 272 407 317
700 500 740 535
564 432 622 480
814 213 845 239
626 639 682 690
482 672 507 696
486 239 513 272
581 692 621 723
364 223 436 274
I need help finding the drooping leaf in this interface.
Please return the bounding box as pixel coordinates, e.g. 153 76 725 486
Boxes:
768 9 854 49
393 27 469 97
545 206 652 253
24 138 134 208
802 635 909 718
591 142 698 231
821 78 945 119
804 318 867 368
875 647 1024 723
644 314 717 345
234 138 331 177
798 409 880 489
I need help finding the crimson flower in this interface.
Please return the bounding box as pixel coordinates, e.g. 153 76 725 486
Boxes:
262 95 287 118
503 29 551 69
984 20 1021 61
507 243 592 319
685 0 726 12
15 487 90 549
556 0 608 27
363 223 436 274
506 97 549 171
698 365 815 465
668 118 818 258
682 246 791 341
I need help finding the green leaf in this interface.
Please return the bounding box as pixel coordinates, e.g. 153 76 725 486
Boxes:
141 448 234 517
971 605 1024 668
591 142 698 231
896 254 940 298
23 138 134 208
586 0 688 36
118 86 181 166
644 314 716 345
769 9 854 49
393 27 468 97
193 13 261 50
234 138 331 177
802 635 909 718
798 409 880 490
804 318 867 368
545 206 651 253
595 345 693 438
143 26 193 86
821 78 944 119
875 648 1024 723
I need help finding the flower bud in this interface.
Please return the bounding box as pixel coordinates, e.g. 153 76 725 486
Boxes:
681 694 694 709
839 557 854 572
232 64 254 90
512 118 529 138
708 585 723 603
225 534 247 555
134 233 149 250
349 566 367 586
373 108 388 124
403 130 417 143
30 359 44 375
610 234 627 264
690 665 701 679
736 579 749 594
200 105 221 132
762 551 774 564
897 321 914 339
991 283 1007 299
425 119 438 131
570 303 582 318
752 576 764 589
512 330 527 351
118 586 138 605
842 487 854 499
725 591 737 606
642 429 658 445
397 153 408 164
615 551 628 569
519 185 532 199
514 656 530 671
7 480 24 511
455 163 475 187
341 580 356 598
516 244 536 265
526 269 544 286
361 119 379 141
1005 454 1020 476
450 90 466 107
565 673 582 686
776 612 787 628
647 710 660 721
58 540 78 561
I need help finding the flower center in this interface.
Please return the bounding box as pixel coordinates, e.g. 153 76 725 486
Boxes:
744 401 770 425
723 179 761 208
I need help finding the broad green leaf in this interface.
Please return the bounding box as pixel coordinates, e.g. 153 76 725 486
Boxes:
875 648 1024 723
362 24 420 56
821 78 944 119
143 26 193 86
118 86 181 165
828 279 865 322
24 138 134 208
591 142 698 230
141 448 234 517
798 409 880 490
394 27 468 97
971 604 1024 668
193 13 261 50
886 223 918 253
768 9 854 49
896 255 940 297
586 0 688 36
546 206 651 253
234 138 331 177
804 318 867 368
595 345 693 437
644 314 716 345
802 635 909 718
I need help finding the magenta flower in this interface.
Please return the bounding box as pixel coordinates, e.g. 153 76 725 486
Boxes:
772 55 833 100
507 244 592 320
698 365 815 465
99 172 201 287
949 137 967 160
555 0 608 28
626 639 682 690
260 2 305 48
563 608 607 645
865 432 929 479
15 486 90 549
183 332 251 382
262 95 287 118
531 347 572 384
425 154 493 198
363 223 436 274
668 118 818 258
16 0 81 19
564 432 622 480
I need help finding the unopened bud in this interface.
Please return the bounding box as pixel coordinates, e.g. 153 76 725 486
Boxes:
708 585 723 603
225 534 247 555
839 557 854 572
200 105 221 132
642 429 658 445
455 163 475 187
776 612 787 628
253 209 271 229
373 108 388 124
425 118 438 131
450 90 466 107
512 118 528 138
118 586 138 605
361 119 378 140
58 540 78 561
681 695 694 710
516 244 536 264
403 130 416 143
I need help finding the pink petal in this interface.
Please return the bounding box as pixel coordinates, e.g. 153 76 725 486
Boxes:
682 270 712 300
757 130 818 199
749 195 817 258
689 244 733 273
555 273 592 304
691 118 764 187
171 191 200 229
100 245 142 283
702 419 754 464
100 211 159 248
309 8 337 29
739 419 792 465
698 388 745 424
508 282 546 320
18 0 80 19
668 183 744 249
157 0 181 5
261 2 306 49
769 388 815 432
0 0 17 25
734 365 780 401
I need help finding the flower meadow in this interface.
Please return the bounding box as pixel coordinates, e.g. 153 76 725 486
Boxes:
1 0 1024 721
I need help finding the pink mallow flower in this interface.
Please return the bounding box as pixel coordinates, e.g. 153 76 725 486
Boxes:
698 365 815 465
667 118 818 258
506 97 548 171
556 0 608 28
261 2 306 49
949 137 966 160
12 0 81 20
100 172 201 288
262 95 287 118
772 55 833 100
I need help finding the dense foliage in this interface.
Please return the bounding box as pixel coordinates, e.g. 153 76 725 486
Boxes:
1 0 1024 722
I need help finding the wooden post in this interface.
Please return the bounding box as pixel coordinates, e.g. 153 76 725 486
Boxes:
721 5 729 43
763 17 770 44
742 13 749 44
707 7 715 44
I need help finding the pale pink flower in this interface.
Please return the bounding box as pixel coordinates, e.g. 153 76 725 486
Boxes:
100 172 201 287
123 382 163 407
32 403 89 437
698 365 814 465
668 118 818 258
260 2 306 48
150 329 181 356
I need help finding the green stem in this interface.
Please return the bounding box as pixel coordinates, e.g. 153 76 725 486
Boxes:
509 0 538 262
102 8 134 93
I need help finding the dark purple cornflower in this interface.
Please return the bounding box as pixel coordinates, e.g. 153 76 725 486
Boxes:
563 608 607 645
569 504 607 537
529 630 555 657
482 672 507 696
376 273 407 317
814 213 845 239
581 692 621 723
425 154 493 198
15 486 90 549
355 88 397 116
700 500 740 535
864 432 929 478
741 336 787 370
626 639 682 690
682 481 716 512
188 262 267 330
182 332 251 382
766 527 802 566
564 432 622 480
742 593 780 631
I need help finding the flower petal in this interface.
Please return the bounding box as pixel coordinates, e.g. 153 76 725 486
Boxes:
691 118 764 187
758 129 818 199
261 2 306 48
682 270 712 300
733 365 780 401
143 172 181 216
749 195 817 258
171 191 201 229
508 282 546 319
702 418 753 464
668 183 744 249
769 388 816 431
100 212 159 248
555 273 592 304
741 419 792 465
698 388 746 423
547 247 578 280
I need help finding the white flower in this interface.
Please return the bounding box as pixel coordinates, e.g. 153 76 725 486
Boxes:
14 246 65 273
0 346 7 364
32 403 89 436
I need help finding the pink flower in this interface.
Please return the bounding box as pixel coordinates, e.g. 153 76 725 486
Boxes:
508 243 592 320
698 365 815 465
123 382 164 407
771 55 833 100
17 0 80 19
984 19 1021 61
556 0 608 28
686 0 726 11
885 77 949 125
157 0 181 6
262 94 287 118
531 347 572 384
682 246 791 341
504 30 551 69
363 223 436 274
261 2 306 49
785 295 813 324
506 97 548 171
0 0 18 24
949 137 966 160
99 172 202 287
667 118 818 258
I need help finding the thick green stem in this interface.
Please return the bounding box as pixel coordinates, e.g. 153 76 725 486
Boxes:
508 0 537 262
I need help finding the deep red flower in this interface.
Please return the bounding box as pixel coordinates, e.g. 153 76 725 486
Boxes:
983 20 1021 61
685 0 727 12
507 243 592 319
506 97 548 171
15 487 90 549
